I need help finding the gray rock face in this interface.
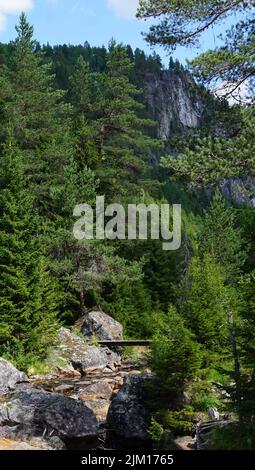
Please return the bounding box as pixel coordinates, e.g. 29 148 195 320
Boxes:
0 388 98 440
219 177 255 207
144 70 205 142
0 358 28 396
107 375 152 446
52 327 121 374
71 345 121 374
79 311 123 342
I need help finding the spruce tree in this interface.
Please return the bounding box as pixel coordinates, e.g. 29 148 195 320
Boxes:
3 13 71 210
199 189 247 280
151 306 201 398
0 139 59 368
69 56 99 169
179 255 231 354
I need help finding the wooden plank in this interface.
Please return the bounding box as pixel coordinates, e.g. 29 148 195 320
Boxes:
97 340 152 347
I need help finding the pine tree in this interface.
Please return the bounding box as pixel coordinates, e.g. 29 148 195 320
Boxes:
161 110 255 186
101 278 153 338
47 159 143 322
138 1 254 102
143 239 183 310
70 42 162 200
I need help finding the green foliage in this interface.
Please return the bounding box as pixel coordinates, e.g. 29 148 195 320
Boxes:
178 255 232 352
91 334 100 347
150 307 201 396
148 418 164 444
160 406 197 436
0 14 71 213
71 41 163 199
0 141 59 368
161 109 255 185
199 189 247 280
101 277 154 338
0 15 254 452
190 381 223 412
208 423 255 450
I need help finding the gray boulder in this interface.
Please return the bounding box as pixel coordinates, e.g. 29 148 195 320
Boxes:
0 358 28 396
0 388 98 441
78 311 123 342
50 327 121 375
107 375 152 446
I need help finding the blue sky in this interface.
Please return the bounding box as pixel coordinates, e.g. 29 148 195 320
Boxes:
0 0 238 66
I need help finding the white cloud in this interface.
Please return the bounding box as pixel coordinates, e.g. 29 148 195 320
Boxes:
107 0 139 19
0 0 34 32
213 80 252 106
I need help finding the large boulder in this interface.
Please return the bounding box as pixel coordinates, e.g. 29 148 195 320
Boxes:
0 359 28 396
78 311 123 342
0 388 98 443
107 375 152 448
50 328 121 375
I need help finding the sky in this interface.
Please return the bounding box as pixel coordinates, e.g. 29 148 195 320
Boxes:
0 0 239 66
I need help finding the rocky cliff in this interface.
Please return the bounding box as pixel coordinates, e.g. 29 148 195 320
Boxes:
143 69 205 142
144 69 255 207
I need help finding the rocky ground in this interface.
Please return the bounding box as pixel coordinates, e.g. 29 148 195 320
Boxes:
0 311 153 451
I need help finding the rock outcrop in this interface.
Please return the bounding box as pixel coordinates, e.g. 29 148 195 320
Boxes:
78 311 123 342
50 327 121 375
144 70 205 143
0 359 29 396
219 177 255 207
0 310 150 449
107 375 152 448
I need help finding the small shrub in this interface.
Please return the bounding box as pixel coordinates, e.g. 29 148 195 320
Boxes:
91 334 100 347
163 406 197 436
148 418 164 444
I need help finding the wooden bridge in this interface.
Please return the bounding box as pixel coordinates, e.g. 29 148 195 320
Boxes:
98 340 152 347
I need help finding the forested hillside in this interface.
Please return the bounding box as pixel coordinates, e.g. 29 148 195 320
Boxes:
0 8 255 451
